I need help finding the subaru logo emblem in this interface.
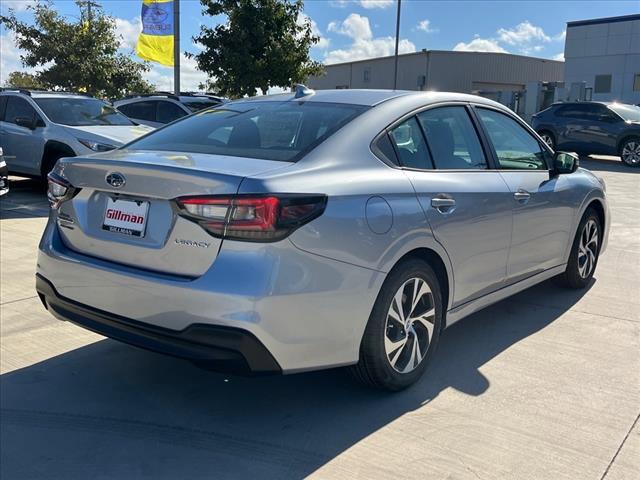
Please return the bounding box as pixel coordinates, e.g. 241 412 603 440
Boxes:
106 172 126 188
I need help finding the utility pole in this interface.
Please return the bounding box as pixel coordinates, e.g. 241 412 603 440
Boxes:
393 0 401 90
174 0 181 95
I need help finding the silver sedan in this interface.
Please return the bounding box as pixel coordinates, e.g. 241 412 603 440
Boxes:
37 88 609 390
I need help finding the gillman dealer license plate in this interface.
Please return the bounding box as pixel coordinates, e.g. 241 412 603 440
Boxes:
102 197 149 237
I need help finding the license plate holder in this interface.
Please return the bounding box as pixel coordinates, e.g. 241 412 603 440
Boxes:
102 197 149 237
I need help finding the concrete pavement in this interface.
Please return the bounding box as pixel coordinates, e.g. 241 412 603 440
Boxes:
1 158 638 479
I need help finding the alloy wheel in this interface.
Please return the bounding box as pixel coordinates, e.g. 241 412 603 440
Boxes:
384 277 436 373
621 140 640 165
578 219 598 278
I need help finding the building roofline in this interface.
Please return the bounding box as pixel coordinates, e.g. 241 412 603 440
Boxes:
567 13 640 28
321 49 563 68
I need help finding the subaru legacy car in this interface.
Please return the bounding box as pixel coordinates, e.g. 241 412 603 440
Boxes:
37 88 609 390
0 90 154 179
532 101 640 167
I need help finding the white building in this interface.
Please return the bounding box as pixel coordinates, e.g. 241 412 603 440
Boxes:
563 14 640 104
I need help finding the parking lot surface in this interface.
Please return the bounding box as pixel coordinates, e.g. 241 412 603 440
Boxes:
1 157 638 480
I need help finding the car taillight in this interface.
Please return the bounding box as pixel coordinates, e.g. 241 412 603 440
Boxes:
175 194 327 242
47 172 77 209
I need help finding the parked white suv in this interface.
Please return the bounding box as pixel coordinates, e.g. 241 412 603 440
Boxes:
0 89 154 179
114 92 226 128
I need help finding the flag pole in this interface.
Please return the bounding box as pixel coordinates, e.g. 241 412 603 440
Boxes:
173 0 180 95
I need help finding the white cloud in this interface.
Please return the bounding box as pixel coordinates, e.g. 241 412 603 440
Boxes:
329 0 394 8
114 17 142 51
328 13 372 40
324 13 415 64
554 30 566 42
0 32 40 84
497 21 550 45
146 53 209 92
360 0 394 9
298 13 330 50
416 19 436 33
453 37 507 53
552 53 564 61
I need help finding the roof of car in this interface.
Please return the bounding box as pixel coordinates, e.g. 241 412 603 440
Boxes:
233 89 505 108
0 89 94 99
550 101 611 107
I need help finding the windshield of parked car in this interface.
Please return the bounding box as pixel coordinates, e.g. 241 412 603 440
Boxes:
608 103 640 122
34 98 134 126
127 101 368 162
183 100 223 112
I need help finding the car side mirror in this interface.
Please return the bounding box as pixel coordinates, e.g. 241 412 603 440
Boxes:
553 151 579 175
14 117 36 130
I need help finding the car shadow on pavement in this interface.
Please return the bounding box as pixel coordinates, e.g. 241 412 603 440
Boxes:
0 177 49 219
0 278 593 479
580 156 638 174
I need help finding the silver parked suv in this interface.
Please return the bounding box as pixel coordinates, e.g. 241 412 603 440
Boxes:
0 89 153 179
37 89 609 390
114 92 226 128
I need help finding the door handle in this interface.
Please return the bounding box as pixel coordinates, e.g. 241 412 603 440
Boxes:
431 196 456 214
514 189 531 204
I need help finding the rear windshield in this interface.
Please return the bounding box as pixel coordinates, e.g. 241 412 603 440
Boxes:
34 97 134 126
127 101 368 162
608 103 640 122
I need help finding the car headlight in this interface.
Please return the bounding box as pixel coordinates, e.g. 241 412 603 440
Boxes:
78 139 118 152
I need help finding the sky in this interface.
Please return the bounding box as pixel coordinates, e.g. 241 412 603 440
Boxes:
1 0 638 91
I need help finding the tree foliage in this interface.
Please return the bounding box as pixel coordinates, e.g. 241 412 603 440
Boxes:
190 0 323 97
0 0 154 98
4 71 46 89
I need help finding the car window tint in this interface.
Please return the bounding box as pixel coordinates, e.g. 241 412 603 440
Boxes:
389 117 432 169
373 133 399 165
119 101 157 122
0 96 7 120
477 108 549 170
417 106 487 170
556 104 598 119
157 101 187 124
128 101 367 162
4 97 37 125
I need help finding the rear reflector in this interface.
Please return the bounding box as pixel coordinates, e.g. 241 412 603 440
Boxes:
175 195 327 242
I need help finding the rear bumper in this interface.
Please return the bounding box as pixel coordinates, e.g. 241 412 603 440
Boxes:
36 274 281 375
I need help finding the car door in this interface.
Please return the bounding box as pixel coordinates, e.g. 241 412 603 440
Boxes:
574 104 622 155
474 106 575 283
0 96 45 175
389 105 513 308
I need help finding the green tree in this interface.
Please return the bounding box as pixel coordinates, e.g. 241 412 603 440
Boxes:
4 71 46 89
0 0 154 98
190 0 323 97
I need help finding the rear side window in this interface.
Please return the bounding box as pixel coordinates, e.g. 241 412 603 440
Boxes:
417 106 487 170
389 117 432 169
119 101 157 122
0 96 7 120
128 101 368 162
556 104 598 119
477 108 549 170
4 97 38 125
157 101 187 124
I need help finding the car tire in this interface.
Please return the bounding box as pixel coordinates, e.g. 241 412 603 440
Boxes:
620 137 640 167
557 208 601 289
350 259 444 391
538 130 555 150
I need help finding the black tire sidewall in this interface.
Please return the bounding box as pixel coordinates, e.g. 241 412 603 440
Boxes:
359 259 444 390
564 209 601 288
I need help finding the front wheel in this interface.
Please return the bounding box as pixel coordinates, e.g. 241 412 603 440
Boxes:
558 209 601 289
350 259 444 391
620 137 640 167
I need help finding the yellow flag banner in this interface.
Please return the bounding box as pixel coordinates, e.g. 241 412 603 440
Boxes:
136 0 175 66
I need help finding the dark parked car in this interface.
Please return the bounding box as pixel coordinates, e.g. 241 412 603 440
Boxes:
532 101 640 167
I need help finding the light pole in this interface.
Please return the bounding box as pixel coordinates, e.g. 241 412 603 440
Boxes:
393 0 401 90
